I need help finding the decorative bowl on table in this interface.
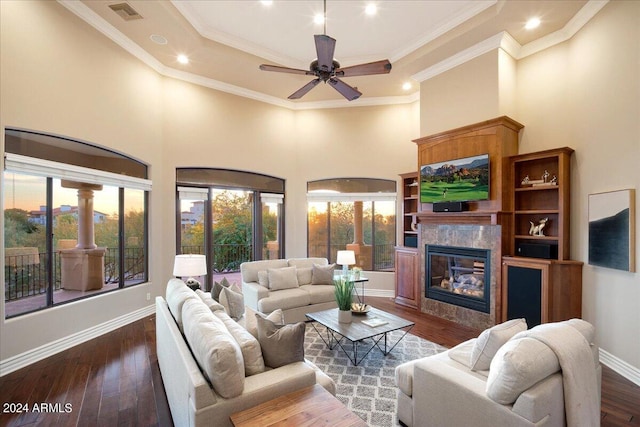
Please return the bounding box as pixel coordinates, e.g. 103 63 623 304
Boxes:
351 303 370 314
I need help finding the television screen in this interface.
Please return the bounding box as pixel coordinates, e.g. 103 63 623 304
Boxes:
420 154 489 203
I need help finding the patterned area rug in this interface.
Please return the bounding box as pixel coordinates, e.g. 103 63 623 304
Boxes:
304 324 447 426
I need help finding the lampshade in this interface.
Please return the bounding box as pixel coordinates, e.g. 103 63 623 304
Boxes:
173 254 207 277
336 250 356 266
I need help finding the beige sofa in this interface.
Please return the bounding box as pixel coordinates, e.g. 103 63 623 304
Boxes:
156 279 335 427
395 319 601 427
240 257 337 323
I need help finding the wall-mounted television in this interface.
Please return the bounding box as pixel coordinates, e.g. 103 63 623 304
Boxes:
420 154 490 203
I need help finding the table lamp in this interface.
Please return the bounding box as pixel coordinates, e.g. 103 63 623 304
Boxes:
173 254 207 290
336 250 356 278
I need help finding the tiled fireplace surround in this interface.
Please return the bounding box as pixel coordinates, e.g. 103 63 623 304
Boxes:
420 223 502 330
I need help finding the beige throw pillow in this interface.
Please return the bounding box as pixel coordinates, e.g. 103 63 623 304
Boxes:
311 263 335 285
296 267 313 285
212 277 231 301
256 315 305 368
257 270 269 288
470 318 527 371
244 306 285 339
195 289 226 313
267 266 299 290
219 285 245 321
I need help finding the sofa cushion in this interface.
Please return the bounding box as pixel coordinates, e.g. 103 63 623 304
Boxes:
486 336 560 404
256 315 305 368
470 318 527 371
447 338 476 369
213 310 265 376
299 284 337 304
311 263 336 285
241 259 288 283
258 288 311 313
166 279 199 331
268 266 299 290
219 285 245 321
195 289 225 313
181 298 245 398
244 306 285 338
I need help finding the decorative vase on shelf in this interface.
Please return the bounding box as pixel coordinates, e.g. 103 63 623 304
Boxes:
338 309 352 324
334 277 353 324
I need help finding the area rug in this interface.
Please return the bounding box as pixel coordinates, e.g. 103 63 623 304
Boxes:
304 325 447 426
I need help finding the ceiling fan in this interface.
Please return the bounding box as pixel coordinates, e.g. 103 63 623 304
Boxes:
259 1 392 101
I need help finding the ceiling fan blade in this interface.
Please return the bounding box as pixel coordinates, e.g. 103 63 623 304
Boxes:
328 77 362 101
314 34 336 72
288 78 321 99
336 59 392 77
259 64 312 76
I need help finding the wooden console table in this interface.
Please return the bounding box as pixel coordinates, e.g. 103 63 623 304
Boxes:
230 384 366 426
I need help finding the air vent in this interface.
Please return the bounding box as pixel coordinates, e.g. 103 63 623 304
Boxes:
108 3 143 21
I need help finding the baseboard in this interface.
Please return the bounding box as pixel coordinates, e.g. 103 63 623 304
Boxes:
0 304 155 377
363 289 395 298
599 347 640 387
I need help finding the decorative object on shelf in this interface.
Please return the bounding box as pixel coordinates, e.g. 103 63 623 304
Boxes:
173 254 207 290
542 169 550 183
336 250 356 277
550 175 558 185
529 217 549 236
334 276 354 323
588 189 636 272
521 175 530 186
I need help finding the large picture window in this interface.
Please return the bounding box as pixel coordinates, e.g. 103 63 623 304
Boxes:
307 178 396 271
176 168 285 290
3 129 150 318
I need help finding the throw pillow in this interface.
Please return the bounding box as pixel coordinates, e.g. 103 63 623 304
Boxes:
212 277 231 301
486 336 560 404
311 263 336 285
213 310 265 376
256 315 305 368
219 285 245 321
470 318 527 371
195 289 226 313
244 306 285 339
267 266 299 290
296 267 313 285
257 270 269 288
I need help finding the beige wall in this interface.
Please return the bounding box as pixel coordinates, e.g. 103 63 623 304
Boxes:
0 1 418 363
419 1 640 370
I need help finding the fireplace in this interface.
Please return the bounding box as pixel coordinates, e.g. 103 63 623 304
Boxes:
425 245 490 313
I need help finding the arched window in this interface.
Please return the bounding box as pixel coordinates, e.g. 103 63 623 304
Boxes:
176 168 285 290
307 178 396 271
3 129 150 318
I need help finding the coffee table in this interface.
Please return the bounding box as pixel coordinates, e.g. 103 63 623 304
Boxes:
230 384 366 426
306 307 415 365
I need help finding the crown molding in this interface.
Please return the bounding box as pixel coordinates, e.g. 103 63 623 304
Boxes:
57 0 414 111
411 0 609 83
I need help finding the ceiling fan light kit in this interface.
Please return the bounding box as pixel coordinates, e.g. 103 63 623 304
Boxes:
259 1 391 101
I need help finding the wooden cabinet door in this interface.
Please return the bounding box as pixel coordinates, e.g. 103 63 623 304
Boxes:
395 247 419 309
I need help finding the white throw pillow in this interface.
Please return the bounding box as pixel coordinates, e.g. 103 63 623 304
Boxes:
296 267 313 285
470 318 527 371
165 279 199 331
181 299 245 398
257 270 269 288
267 266 299 290
195 289 225 313
214 310 265 376
486 336 560 404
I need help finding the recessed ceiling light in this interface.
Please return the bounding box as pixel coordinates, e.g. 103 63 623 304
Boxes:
402 82 412 91
525 17 541 30
260 0 272 6
177 54 189 65
150 34 167 45
365 3 377 16
314 13 325 25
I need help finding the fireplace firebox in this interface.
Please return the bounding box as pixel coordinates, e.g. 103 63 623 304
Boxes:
425 245 490 313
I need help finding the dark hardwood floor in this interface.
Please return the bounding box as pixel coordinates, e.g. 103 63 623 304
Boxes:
0 296 637 426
